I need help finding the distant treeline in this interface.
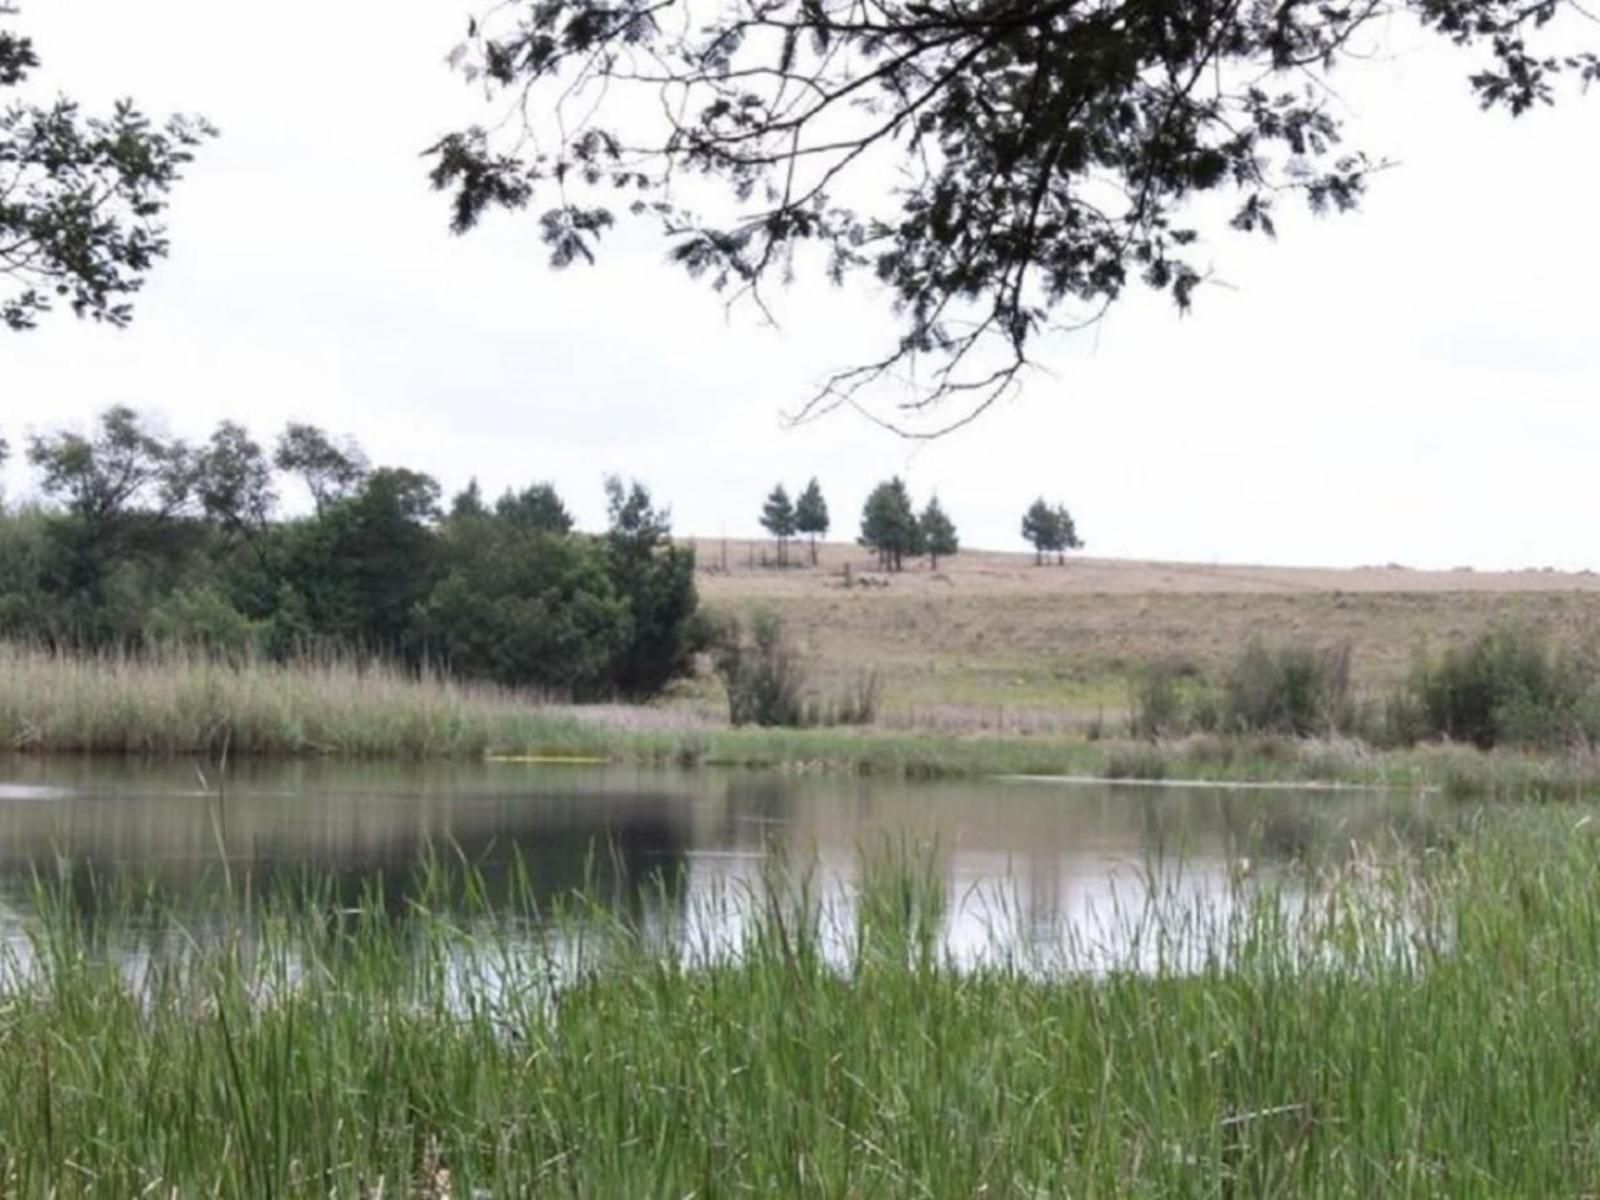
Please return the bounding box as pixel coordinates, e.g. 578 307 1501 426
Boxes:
0 408 699 698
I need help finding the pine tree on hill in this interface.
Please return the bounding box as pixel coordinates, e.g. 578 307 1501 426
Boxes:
859 477 918 572
794 478 829 567
760 483 797 566
919 496 958 571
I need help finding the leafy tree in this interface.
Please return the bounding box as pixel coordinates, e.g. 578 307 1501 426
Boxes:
603 475 699 697
428 0 1595 429
27 406 190 523
495 482 573 534
423 515 629 697
0 406 706 700
145 586 259 660
760 483 797 566
794 477 829 566
193 421 275 538
1051 503 1083 564
1 5 214 331
20 408 202 641
274 468 442 652
919 495 958 570
0 505 54 638
1021 499 1059 567
859 477 919 572
273 424 369 515
449 478 487 520
1021 497 1084 565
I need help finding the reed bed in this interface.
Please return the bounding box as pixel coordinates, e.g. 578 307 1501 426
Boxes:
10 644 1600 795
5 820 1600 1194
0 644 605 759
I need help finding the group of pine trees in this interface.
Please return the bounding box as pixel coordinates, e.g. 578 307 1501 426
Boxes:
0 407 701 698
858 477 958 572
1020 498 1083 565
758 478 830 566
756 478 1079 572
758 477 956 573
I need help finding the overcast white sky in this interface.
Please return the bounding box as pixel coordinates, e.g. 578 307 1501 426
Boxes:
4 1 1598 569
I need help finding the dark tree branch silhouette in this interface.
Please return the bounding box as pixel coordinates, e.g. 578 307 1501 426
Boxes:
426 0 1595 432
0 4 214 331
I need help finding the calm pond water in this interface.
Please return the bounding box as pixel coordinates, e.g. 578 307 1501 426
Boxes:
0 759 1464 971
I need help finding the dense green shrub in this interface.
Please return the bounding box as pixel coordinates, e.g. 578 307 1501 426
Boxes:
713 610 806 727
1408 625 1595 750
0 410 701 700
1131 642 1357 740
1223 638 1354 736
1128 658 1195 739
144 586 260 659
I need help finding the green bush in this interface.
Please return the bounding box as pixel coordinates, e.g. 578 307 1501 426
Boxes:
1128 660 1189 739
144 586 261 660
1223 638 1353 737
713 610 806 727
1409 625 1594 750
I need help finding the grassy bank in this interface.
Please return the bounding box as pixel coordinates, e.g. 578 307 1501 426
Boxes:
0 644 609 759
8 819 1600 1193
9 646 1600 796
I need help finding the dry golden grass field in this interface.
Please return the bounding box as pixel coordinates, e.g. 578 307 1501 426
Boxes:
690 539 1600 733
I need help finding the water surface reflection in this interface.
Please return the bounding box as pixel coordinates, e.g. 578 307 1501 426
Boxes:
0 760 1458 970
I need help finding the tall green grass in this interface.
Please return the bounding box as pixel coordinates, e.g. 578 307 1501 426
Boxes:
10 643 1600 794
0 642 604 759
7 821 1600 1193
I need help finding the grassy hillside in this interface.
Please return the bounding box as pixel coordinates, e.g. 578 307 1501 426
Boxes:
692 541 1600 732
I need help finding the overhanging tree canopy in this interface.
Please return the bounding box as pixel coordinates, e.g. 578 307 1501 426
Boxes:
1 4 213 331
427 0 1596 432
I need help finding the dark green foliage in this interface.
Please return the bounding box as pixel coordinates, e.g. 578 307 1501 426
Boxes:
20 409 201 641
1130 642 1355 740
272 423 368 514
26 406 191 523
859 477 919 572
449 478 488 519
0 408 701 699
760 484 796 565
1129 659 1195 740
1138 629 1600 752
1407 625 1593 750
426 0 1593 424
422 515 628 697
288 468 442 653
1021 498 1083 565
144 586 259 660
603 476 699 698
713 609 806 726
0 505 59 637
192 421 275 537
1 7 214 331
794 477 829 566
495 482 572 534
918 495 958 569
1223 638 1354 737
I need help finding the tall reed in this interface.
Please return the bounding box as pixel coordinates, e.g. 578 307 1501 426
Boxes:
5 821 1600 1194
0 642 598 758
